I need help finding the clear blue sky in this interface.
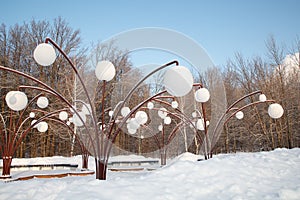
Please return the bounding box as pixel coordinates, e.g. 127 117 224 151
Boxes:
1 0 299 67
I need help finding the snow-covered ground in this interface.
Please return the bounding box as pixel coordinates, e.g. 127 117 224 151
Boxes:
1 148 300 200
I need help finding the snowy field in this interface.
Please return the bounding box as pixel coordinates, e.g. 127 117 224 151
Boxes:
1 148 300 200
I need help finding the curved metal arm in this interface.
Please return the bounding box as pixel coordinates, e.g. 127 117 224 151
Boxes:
0 113 8 142
19 85 91 137
211 90 264 143
0 66 77 115
227 90 262 111
44 38 98 139
224 100 275 124
111 60 179 122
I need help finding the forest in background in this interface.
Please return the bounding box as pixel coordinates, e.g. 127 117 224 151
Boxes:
0 17 299 159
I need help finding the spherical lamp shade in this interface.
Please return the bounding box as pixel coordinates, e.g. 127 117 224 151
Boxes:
95 61 116 81
82 104 92 115
192 111 197 118
195 88 210 103
121 107 130 117
108 110 114 117
5 91 28 111
59 111 68 121
37 96 49 109
37 121 48 132
158 108 168 119
147 102 154 109
135 111 148 125
259 94 267 102
235 111 244 120
163 66 194 97
73 112 87 127
268 103 284 119
164 116 172 125
196 118 205 131
171 101 179 108
128 118 140 130
33 43 56 66
29 112 35 118
158 124 163 131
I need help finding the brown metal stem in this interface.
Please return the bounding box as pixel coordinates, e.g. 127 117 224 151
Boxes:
45 38 99 145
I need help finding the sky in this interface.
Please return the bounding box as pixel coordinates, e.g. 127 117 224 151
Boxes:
1 0 299 67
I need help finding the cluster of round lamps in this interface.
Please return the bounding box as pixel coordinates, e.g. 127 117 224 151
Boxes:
4 41 284 136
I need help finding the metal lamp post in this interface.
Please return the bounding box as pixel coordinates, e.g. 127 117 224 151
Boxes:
114 83 210 165
0 93 52 177
210 91 284 156
1 37 196 180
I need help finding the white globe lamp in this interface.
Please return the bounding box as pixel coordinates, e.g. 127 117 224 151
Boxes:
163 66 194 97
135 111 148 125
196 118 205 131
259 94 267 102
147 102 154 109
33 43 56 66
268 103 284 119
108 110 114 117
164 116 172 125
59 111 68 121
171 101 179 108
5 91 28 111
128 118 140 130
195 88 210 103
235 111 244 120
158 108 168 119
37 96 49 109
121 107 130 117
29 112 35 118
37 121 48 132
73 112 87 127
82 104 92 115
95 61 116 81
158 124 163 131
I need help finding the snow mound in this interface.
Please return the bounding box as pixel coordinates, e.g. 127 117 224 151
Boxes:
1 148 300 200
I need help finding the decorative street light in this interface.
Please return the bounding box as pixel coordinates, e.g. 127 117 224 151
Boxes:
0 92 54 177
209 90 284 157
0 37 195 180
114 83 209 165
0 36 284 180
